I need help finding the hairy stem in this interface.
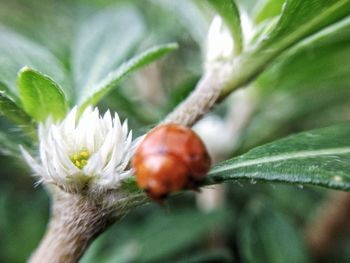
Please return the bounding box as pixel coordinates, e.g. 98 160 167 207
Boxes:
164 52 268 127
29 188 147 263
29 191 115 263
163 70 223 126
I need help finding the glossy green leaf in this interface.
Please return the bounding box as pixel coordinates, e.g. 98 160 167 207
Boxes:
207 0 243 54
0 87 35 137
0 27 71 102
78 43 178 110
239 201 309 263
207 123 350 191
17 67 68 122
258 0 350 53
73 6 145 104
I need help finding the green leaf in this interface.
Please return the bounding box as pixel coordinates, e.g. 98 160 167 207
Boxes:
258 16 350 95
72 6 146 104
207 0 243 54
17 67 68 122
221 0 350 97
78 43 178 110
258 0 350 53
0 27 71 103
238 200 309 263
253 0 285 23
239 17 350 149
207 122 350 191
0 87 35 137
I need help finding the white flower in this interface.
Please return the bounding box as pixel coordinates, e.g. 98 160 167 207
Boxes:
205 13 255 64
206 15 235 63
20 106 133 194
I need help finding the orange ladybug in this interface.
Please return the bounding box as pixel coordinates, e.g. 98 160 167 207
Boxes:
132 124 211 200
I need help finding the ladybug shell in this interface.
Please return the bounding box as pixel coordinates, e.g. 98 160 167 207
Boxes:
132 124 211 200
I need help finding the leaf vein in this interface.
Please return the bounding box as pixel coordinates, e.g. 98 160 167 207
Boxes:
213 147 350 173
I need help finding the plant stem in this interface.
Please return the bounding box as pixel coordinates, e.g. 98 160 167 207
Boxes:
29 191 115 263
29 187 148 263
164 51 270 127
163 70 222 126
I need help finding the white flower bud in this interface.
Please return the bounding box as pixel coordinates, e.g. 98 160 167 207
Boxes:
21 106 133 194
205 16 235 63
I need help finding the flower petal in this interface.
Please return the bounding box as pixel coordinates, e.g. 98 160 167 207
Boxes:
21 106 133 194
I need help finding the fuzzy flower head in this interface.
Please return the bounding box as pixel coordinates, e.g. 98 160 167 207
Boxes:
21 106 132 194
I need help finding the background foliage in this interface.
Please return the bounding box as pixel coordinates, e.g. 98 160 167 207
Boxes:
0 0 350 262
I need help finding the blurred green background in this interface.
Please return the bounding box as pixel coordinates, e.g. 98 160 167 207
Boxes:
1 0 350 262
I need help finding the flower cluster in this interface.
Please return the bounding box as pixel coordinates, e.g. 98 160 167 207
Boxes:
21 107 132 194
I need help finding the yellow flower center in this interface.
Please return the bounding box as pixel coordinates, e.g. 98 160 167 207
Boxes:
71 150 90 169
